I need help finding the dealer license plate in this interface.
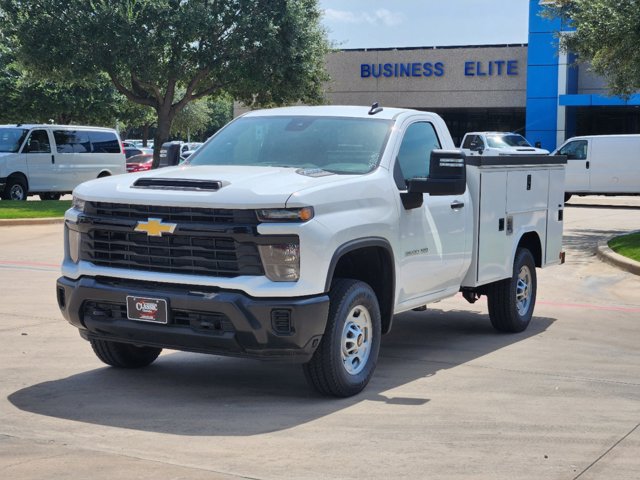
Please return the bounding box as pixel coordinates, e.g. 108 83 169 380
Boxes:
126 296 168 324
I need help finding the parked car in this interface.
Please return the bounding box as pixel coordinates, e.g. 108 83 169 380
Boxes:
126 153 153 173
124 146 152 159
0 124 125 200
460 132 549 156
552 134 640 202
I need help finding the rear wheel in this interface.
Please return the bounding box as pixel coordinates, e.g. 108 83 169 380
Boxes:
487 248 537 333
89 338 161 368
303 279 381 397
40 192 61 201
2 177 28 201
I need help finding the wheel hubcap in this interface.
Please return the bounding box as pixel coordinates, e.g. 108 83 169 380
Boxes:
341 305 372 376
516 265 532 316
10 184 24 200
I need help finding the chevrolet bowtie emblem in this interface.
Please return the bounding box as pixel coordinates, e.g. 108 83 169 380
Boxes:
134 218 177 237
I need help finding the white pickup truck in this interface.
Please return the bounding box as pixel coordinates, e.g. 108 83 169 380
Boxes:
57 105 566 397
461 131 550 156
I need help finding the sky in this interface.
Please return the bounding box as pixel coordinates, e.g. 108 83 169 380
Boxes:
319 0 530 49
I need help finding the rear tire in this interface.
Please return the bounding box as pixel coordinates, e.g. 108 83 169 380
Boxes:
2 177 28 201
487 248 537 333
90 338 161 368
303 279 381 397
40 192 61 201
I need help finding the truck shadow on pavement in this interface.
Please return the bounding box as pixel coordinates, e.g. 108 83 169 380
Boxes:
9 308 554 436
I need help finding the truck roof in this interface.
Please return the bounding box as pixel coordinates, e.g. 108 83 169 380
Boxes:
242 105 426 121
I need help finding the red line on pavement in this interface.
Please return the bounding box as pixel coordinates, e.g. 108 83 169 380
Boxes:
0 260 59 268
538 300 640 313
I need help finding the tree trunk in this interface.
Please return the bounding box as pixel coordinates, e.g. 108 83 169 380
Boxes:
142 124 150 147
152 113 173 169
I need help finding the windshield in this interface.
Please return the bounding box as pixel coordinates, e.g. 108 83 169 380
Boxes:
0 128 29 153
187 116 393 174
486 134 532 148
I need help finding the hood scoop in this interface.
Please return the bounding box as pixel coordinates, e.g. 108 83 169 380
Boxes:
132 178 223 191
296 168 334 178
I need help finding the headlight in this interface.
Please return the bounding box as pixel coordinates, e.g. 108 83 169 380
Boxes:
256 207 314 222
258 243 300 282
72 195 86 213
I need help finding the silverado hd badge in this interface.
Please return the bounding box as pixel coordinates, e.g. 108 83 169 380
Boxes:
134 218 177 237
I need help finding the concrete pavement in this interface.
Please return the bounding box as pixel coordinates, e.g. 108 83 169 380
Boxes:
0 196 639 479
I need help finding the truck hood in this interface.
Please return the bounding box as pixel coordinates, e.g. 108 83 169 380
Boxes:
497 146 550 155
72 165 356 208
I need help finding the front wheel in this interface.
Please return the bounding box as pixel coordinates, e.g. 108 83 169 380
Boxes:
486 248 537 333
2 177 28 201
303 279 381 397
90 338 161 368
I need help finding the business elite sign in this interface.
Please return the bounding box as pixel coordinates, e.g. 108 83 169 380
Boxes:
360 60 519 78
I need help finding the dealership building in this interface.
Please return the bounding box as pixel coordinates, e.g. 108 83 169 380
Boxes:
322 0 640 150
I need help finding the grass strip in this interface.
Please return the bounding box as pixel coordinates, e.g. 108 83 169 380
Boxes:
0 200 71 219
608 232 640 263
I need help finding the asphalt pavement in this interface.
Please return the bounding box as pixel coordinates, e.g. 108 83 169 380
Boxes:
0 195 639 480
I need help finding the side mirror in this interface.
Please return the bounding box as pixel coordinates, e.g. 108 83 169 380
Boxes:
406 149 466 198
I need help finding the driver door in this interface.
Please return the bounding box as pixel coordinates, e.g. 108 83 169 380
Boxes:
24 129 56 191
558 139 589 191
395 122 469 305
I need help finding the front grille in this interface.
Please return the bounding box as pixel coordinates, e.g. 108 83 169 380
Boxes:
82 229 263 277
83 301 235 334
79 202 269 277
85 202 259 225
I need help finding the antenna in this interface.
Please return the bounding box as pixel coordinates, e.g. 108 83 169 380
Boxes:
368 102 383 115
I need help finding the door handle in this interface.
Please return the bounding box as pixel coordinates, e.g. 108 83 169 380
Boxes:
51 154 55 164
586 161 590 169
450 201 465 210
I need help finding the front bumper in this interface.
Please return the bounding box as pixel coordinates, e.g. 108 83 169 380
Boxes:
56 276 329 362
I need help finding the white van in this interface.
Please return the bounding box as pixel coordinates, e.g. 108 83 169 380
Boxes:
553 135 640 201
0 125 126 200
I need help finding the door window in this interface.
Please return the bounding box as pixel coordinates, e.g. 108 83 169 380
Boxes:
395 122 441 186
558 140 587 160
24 130 51 153
462 135 477 149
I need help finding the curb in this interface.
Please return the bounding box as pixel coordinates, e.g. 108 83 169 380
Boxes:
0 217 64 227
596 232 640 276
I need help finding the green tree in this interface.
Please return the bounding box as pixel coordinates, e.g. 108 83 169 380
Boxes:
0 37 122 125
1 0 329 167
545 0 640 97
171 97 212 141
117 101 157 146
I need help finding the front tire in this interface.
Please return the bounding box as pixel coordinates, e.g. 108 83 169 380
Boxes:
487 248 537 333
2 177 28 201
303 279 381 397
90 338 161 368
